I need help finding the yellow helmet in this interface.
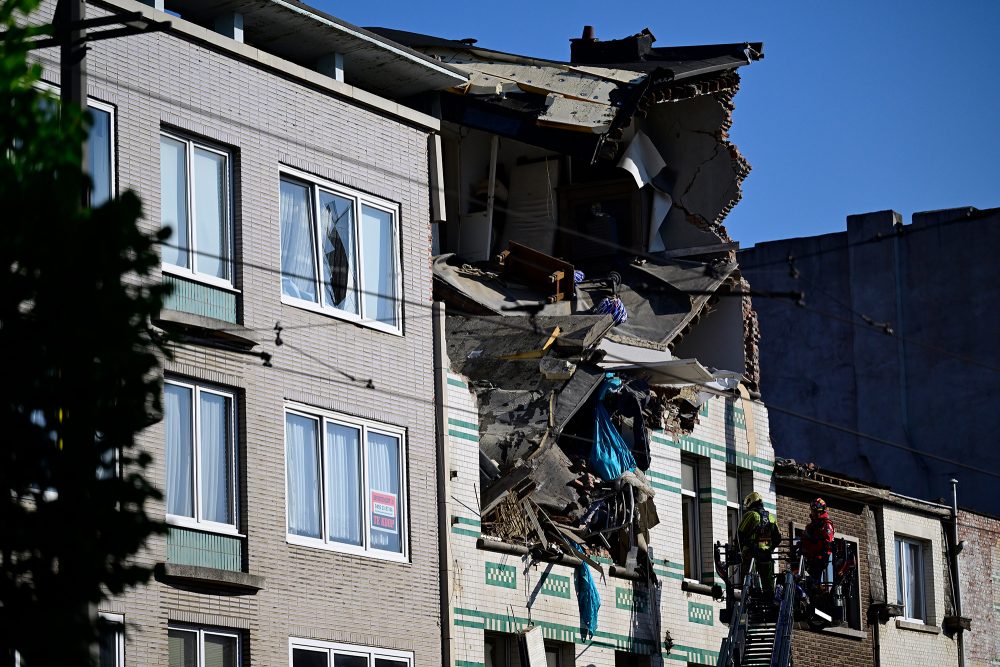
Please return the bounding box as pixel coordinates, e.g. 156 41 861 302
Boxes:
743 491 763 509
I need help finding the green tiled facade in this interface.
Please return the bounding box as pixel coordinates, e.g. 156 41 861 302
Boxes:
485 562 517 589
166 526 241 571
163 273 237 323
540 572 571 599
615 586 648 612
688 601 714 626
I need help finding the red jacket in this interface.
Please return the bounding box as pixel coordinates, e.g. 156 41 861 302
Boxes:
800 512 834 560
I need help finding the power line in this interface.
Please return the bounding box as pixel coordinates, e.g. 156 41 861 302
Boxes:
163 333 1000 482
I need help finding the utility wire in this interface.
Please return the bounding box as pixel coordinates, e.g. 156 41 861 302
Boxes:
163 334 1000 483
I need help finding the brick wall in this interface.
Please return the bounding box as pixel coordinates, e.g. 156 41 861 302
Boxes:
775 485 875 667
33 1 443 664
958 509 1000 667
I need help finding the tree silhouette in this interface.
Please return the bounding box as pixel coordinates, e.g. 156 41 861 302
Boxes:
0 0 170 663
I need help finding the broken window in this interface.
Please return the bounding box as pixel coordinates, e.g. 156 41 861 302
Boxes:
681 457 701 580
279 169 401 333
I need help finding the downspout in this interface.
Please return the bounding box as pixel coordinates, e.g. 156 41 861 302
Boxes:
433 301 455 667
951 479 965 667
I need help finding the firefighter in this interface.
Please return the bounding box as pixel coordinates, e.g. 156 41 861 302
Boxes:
738 491 782 599
799 497 835 583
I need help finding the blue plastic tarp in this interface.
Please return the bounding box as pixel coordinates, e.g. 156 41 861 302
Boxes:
588 375 637 482
573 545 601 640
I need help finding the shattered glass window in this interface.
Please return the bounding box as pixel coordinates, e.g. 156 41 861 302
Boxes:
279 171 401 333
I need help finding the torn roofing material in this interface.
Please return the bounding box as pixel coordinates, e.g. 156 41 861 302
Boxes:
367 27 762 160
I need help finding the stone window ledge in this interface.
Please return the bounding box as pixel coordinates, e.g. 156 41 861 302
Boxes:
895 619 941 634
155 563 264 593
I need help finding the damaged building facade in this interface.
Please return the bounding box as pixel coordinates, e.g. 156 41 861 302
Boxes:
381 26 776 667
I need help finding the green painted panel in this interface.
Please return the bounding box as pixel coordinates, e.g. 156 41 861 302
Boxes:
541 573 571 599
163 274 237 323
447 377 469 388
448 429 479 443
724 403 746 430
688 601 714 626
615 587 648 612
485 562 517 589
167 526 241 571
448 418 479 431
455 662 485 667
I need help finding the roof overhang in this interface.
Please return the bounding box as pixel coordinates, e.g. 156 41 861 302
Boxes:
165 0 467 98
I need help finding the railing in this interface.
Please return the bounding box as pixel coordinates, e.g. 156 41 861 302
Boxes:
770 569 795 667
717 557 757 667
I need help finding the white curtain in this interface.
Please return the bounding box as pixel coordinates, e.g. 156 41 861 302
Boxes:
326 423 361 546
360 205 397 326
280 179 318 302
160 137 189 269
165 384 193 518
368 432 400 552
199 392 232 525
286 414 321 538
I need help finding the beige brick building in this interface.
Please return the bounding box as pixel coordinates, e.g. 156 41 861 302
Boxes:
30 0 465 664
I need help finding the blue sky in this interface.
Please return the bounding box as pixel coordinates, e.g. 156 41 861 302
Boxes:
315 0 1000 247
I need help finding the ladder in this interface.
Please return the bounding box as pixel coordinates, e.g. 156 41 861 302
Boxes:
715 557 795 667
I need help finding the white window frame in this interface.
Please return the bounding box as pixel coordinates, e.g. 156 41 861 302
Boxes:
284 402 408 562
168 624 241 667
164 378 241 536
159 130 236 291
895 536 927 622
726 468 742 543
34 82 116 206
681 457 701 582
99 612 124 667
279 166 404 336
289 637 413 667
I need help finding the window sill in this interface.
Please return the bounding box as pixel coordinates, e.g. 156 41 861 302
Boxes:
162 264 240 293
286 533 409 565
155 310 257 350
155 563 264 592
794 622 866 640
280 294 403 337
166 515 245 538
895 619 941 635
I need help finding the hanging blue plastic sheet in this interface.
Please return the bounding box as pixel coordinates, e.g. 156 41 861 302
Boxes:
573 544 601 640
588 375 637 482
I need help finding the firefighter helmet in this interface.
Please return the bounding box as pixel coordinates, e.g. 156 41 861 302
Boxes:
743 491 764 509
811 497 828 513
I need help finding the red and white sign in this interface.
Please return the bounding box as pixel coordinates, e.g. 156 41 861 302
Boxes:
371 491 397 533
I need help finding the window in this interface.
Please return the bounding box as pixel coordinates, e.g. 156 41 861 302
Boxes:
160 132 233 285
88 101 114 207
164 379 238 532
726 469 742 543
896 537 926 622
289 638 411 667
33 84 114 207
169 626 240 667
285 405 406 560
681 458 700 580
98 613 124 667
279 169 402 333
